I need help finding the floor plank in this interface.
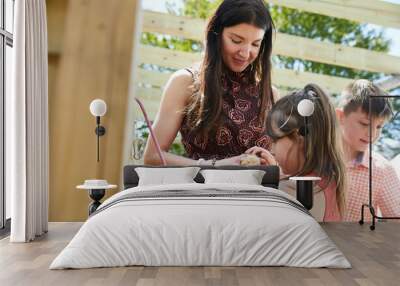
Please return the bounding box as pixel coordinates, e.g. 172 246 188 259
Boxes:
0 222 399 286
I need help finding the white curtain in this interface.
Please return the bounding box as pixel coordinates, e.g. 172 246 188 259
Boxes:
7 0 49 242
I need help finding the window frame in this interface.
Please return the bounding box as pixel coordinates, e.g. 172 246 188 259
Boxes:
1 0 14 231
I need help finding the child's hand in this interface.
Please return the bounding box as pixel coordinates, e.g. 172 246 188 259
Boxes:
245 146 277 166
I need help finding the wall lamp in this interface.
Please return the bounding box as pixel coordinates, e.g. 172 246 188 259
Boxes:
89 99 107 162
290 98 319 211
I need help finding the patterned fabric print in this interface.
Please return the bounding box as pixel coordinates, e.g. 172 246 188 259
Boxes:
180 69 273 160
344 152 400 222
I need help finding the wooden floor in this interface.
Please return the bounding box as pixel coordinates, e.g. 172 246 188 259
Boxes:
0 222 399 286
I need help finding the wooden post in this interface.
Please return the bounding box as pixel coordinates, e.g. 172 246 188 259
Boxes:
49 0 140 221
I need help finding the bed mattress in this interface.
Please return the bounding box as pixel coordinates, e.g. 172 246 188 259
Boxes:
50 183 350 269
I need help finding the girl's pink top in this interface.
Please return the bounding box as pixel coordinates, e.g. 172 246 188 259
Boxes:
317 178 341 222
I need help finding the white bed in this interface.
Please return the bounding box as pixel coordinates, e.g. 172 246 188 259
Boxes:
50 183 350 269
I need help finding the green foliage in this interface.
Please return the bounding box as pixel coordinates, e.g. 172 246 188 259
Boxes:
181 0 221 18
375 97 400 159
141 32 202 53
135 120 187 157
269 5 390 81
169 142 187 156
140 0 221 54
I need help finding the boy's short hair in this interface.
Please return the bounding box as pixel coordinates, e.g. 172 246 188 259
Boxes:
339 79 392 119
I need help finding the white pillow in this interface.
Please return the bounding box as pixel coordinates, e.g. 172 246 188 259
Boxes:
200 169 265 185
135 167 201 186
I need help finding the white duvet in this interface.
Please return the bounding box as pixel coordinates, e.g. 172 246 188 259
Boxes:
50 183 350 269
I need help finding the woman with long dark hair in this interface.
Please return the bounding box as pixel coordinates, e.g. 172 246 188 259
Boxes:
144 0 278 166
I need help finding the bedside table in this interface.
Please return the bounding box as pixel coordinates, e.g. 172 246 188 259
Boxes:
77 180 117 215
289 176 321 210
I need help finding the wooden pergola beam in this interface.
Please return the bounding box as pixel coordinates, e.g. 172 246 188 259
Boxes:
265 0 400 29
139 45 356 95
376 75 400 91
142 10 400 75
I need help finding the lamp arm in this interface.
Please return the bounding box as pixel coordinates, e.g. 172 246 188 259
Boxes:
304 116 308 156
134 97 167 166
97 116 100 162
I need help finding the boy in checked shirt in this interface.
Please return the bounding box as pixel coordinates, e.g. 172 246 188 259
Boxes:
336 79 400 221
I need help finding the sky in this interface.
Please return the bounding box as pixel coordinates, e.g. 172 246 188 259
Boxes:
142 0 400 57
383 0 400 56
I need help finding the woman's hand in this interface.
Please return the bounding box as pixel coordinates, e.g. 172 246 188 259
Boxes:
245 146 277 166
214 154 246 166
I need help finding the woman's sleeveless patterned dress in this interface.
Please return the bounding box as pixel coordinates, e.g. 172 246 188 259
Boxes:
180 69 273 160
